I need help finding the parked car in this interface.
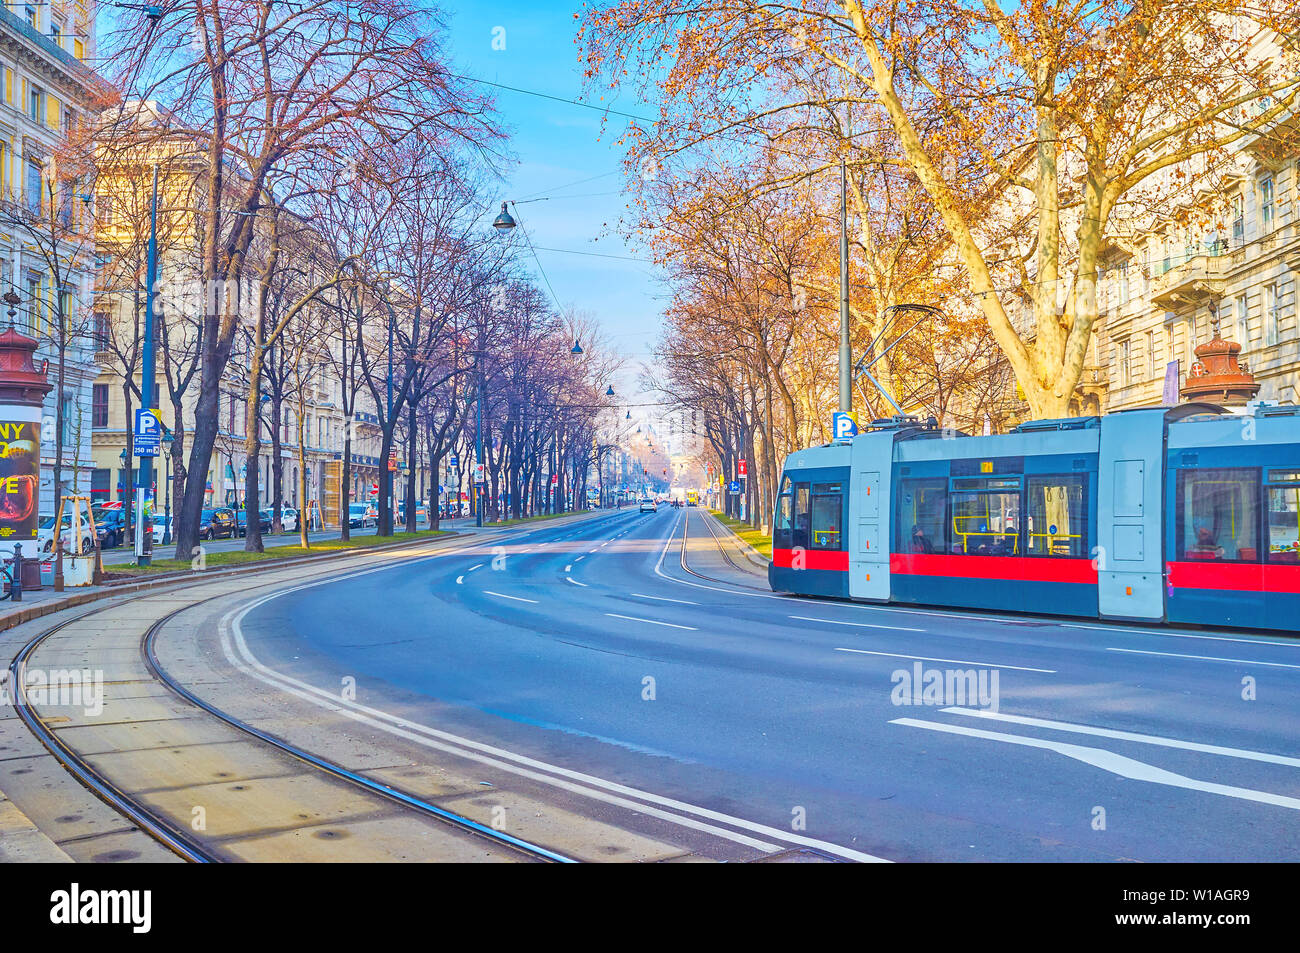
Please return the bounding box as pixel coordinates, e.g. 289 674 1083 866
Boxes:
96 510 129 549
236 508 273 537
198 507 236 540
151 517 172 545
278 506 299 532
348 502 377 528
396 502 426 524
37 514 94 555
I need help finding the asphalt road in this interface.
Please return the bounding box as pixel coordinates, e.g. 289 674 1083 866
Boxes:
239 505 1300 861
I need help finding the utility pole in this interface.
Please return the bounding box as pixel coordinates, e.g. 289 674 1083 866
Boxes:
838 156 851 414
385 301 393 535
138 164 159 565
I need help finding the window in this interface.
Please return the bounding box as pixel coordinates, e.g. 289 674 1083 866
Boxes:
773 476 793 548
92 310 109 347
92 384 108 427
24 5 37 29
1116 261 1129 306
1231 194 1245 246
1026 475 1088 557
28 85 41 122
1264 283 1280 346
1260 176 1274 232
896 478 946 554
25 273 42 336
1145 329 1156 380
1236 296 1249 345
810 482 842 550
61 393 74 447
1175 468 1260 562
950 477 1021 555
1267 472 1300 564
25 159 41 213
792 482 811 549
50 20 61 46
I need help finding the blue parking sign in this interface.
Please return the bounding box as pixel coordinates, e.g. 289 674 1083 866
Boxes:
134 409 160 457
832 411 858 440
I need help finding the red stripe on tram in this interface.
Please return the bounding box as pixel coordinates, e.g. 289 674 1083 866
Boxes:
1168 560 1300 594
890 553 1098 585
771 548 849 572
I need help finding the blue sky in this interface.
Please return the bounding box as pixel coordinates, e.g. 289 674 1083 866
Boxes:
441 1 666 400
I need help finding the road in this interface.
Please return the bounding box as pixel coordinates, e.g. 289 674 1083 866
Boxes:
228 506 1300 862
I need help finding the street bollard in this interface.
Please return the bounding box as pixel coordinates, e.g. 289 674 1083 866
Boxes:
11 543 22 602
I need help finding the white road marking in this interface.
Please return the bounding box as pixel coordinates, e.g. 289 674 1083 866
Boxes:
469 564 483 571
791 615 924 633
223 584 886 861
1105 647 1300 670
564 564 572 572
834 647 1056 673
605 613 698 631
455 575 464 585
566 577 588 587
484 590 539 604
1062 623 1300 649
631 593 699 606
892 717 1300 812
941 708 1300 768
575 555 584 561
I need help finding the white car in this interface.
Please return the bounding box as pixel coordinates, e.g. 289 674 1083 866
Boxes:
151 518 172 545
639 498 657 514
278 507 299 532
37 514 93 555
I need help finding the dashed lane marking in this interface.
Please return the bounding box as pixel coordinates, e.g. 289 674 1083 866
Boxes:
1105 646 1300 670
834 647 1056 673
791 615 923 633
605 613 697 631
484 590 539 605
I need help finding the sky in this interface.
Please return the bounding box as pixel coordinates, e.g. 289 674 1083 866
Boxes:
440 1 668 413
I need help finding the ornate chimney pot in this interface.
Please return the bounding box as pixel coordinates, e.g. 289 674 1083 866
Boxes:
1180 334 1261 406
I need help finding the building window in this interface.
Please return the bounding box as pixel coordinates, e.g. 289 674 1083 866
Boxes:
61 393 74 447
1231 194 1245 247
24 5 37 29
1145 329 1156 379
25 159 41 213
92 310 110 347
1116 261 1129 306
1260 176 1275 232
1235 296 1249 346
50 20 61 46
25 273 42 337
1118 338 1131 386
92 384 108 427
1264 283 1280 346
28 85 41 122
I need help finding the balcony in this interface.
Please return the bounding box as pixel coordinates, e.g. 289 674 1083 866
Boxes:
1149 248 1231 310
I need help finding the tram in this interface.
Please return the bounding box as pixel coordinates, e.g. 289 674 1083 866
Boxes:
768 403 1300 631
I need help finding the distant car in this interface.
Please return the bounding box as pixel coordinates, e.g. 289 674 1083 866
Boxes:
639 498 657 514
96 510 128 549
37 514 93 555
198 507 236 540
348 502 377 528
236 508 272 537
397 502 427 525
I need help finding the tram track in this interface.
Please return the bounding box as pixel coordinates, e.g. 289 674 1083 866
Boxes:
675 509 771 592
8 535 583 864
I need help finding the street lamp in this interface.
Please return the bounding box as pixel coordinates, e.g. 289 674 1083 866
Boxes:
161 429 174 544
492 202 517 231
571 340 583 355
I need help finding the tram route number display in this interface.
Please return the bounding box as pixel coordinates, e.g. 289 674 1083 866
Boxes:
0 419 39 539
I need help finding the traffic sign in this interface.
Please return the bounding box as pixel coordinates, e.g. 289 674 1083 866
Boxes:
450 454 459 468
551 473 559 485
832 411 859 440
727 480 741 495
134 409 160 457
738 458 747 477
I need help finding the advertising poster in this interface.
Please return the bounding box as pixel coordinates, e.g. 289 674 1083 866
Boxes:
0 411 40 540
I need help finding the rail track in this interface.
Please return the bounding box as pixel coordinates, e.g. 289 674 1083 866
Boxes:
675 509 771 592
8 538 580 864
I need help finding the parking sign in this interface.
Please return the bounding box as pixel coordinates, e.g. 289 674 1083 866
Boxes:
134 409 160 457
832 411 859 440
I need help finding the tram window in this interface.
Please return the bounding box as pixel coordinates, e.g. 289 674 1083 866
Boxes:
792 482 811 549
1266 484 1300 564
896 479 946 554
1175 468 1260 562
810 483 842 550
773 476 794 549
950 487 1021 555
1026 475 1088 557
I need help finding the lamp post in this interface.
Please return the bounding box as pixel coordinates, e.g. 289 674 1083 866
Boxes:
119 447 131 541
137 163 159 565
162 428 174 544
838 156 851 414
485 201 519 527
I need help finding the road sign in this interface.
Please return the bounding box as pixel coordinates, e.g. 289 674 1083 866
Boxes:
832 411 859 440
738 458 747 477
727 480 741 495
474 462 485 485
134 409 160 457
450 454 459 468
551 473 558 485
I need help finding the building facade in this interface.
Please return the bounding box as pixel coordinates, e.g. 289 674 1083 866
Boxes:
0 1 100 514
